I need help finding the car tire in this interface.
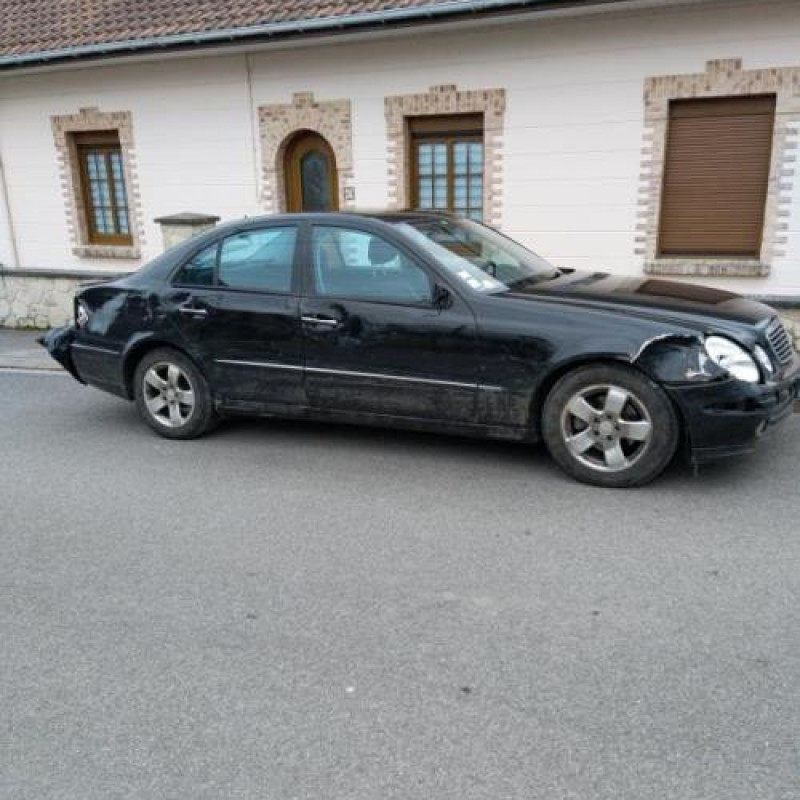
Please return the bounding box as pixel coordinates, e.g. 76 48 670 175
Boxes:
541 363 679 488
133 347 218 440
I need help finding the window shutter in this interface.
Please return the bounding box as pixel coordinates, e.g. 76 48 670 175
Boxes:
658 95 775 258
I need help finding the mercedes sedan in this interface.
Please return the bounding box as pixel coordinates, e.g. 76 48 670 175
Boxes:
42 212 799 487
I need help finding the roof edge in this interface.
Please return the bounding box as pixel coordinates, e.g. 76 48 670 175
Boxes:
0 0 623 71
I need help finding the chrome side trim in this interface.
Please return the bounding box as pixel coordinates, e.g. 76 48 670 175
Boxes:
305 365 477 390
214 358 496 390
72 343 120 356
216 359 303 371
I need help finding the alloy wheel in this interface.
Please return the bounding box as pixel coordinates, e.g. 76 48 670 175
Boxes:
142 362 196 428
560 383 653 473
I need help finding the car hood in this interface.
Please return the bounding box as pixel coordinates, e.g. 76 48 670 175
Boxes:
506 270 774 331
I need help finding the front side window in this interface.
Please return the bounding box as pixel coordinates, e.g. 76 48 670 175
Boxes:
410 115 484 221
218 227 297 292
75 131 132 245
311 226 431 304
396 217 559 293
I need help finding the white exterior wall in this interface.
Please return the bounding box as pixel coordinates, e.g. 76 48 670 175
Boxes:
1 0 800 295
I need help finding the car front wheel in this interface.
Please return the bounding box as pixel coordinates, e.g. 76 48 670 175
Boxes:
133 348 217 439
542 363 679 488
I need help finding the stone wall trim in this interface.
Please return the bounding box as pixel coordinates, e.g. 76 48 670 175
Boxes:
51 107 145 260
638 59 800 278
0 266 133 280
257 92 354 213
384 84 506 227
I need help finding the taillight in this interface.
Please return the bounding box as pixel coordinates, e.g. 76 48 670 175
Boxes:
75 300 90 329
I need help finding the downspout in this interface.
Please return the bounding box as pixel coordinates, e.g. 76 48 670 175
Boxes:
0 149 20 268
244 52 261 206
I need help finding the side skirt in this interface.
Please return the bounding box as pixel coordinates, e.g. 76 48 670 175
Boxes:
217 400 537 443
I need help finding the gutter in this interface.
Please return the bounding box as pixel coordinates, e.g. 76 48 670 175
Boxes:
0 0 626 70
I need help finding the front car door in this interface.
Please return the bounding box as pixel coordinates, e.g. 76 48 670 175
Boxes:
299 221 479 423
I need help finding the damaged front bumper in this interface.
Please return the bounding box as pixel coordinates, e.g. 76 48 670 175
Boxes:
37 325 85 384
666 361 800 464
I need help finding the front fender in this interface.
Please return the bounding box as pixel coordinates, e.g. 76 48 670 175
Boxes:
633 333 728 384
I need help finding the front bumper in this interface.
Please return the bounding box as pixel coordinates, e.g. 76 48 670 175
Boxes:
666 360 800 464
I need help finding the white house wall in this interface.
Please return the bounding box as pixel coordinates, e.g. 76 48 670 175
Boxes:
1 0 799 295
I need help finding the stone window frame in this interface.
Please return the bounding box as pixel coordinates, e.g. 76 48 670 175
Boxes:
638 59 800 278
258 92 354 213
51 107 144 259
384 84 506 227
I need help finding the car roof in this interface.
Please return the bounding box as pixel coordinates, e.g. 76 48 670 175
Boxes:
219 209 455 231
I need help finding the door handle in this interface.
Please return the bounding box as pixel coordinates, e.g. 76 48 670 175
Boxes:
178 305 208 318
301 315 340 328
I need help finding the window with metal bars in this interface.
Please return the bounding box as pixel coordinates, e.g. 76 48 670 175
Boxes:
74 131 132 246
409 115 484 221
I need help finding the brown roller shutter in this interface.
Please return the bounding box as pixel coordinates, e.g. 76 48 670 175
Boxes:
658 95 775 258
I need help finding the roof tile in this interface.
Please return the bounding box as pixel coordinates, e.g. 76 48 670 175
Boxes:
0 0 468 58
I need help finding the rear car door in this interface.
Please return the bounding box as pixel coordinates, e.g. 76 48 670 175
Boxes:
210 224 305 408
299 222 479 422
164 239 227 374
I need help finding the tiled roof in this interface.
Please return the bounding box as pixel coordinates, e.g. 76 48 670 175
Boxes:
0 0 538 60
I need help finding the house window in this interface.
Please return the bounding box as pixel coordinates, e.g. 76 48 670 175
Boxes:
74 131 132 246
658 95 775 258
409 115 484 221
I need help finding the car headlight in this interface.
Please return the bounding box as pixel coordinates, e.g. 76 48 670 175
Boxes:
703 336 760 383
753 345 775 379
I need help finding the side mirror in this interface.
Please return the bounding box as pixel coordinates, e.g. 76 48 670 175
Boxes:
432 284 453 310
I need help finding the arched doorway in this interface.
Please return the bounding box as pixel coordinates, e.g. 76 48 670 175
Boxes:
284 131 339 212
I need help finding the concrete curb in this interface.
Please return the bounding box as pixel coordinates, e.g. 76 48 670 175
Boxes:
0 329 56 371
0 366 67 375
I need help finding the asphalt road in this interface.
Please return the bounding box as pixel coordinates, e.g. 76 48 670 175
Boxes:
2 371 799 800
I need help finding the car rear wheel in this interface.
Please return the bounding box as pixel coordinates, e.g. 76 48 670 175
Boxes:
542 363 679 488
133 348 217 439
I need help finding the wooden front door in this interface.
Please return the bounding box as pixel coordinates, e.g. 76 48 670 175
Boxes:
285 132 339 213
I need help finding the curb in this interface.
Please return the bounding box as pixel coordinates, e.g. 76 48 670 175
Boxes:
0 366 67 375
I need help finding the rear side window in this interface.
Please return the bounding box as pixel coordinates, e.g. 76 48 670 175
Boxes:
173 243 217 287
218 227 297 293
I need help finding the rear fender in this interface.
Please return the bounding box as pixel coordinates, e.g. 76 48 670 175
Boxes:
121 332 204 399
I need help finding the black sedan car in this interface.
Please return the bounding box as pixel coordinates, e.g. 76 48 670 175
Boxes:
42 211 799 487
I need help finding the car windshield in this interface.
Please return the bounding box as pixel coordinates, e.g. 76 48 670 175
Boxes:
395 217 560 293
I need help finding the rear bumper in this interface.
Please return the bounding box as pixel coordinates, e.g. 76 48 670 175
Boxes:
666 361 800 464
39 325 128 398
37 325 85 384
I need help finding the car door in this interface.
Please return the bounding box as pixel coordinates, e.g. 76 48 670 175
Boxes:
208 224 306 408
164 239 227 375
300 222 479 422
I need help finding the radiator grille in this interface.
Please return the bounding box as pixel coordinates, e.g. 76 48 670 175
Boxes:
766 318 794 366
